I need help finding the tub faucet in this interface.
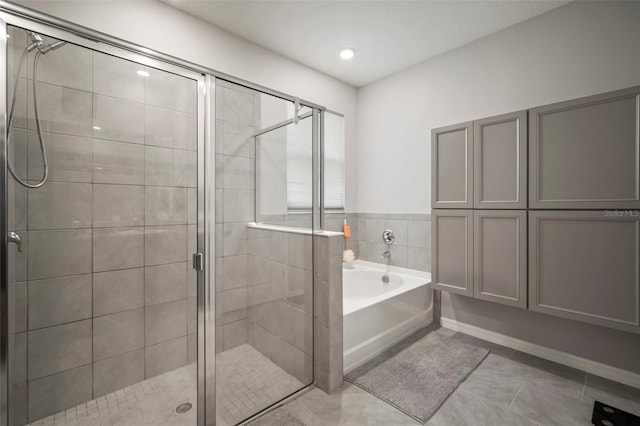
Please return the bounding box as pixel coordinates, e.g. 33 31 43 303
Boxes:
381 250 391 283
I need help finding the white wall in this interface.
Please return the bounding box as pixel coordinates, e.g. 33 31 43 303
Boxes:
356 0 640 213
356 0 640 374
13 0 359 211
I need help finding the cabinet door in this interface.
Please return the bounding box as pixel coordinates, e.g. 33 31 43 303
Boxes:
432 210 473 296
529 87 640 209
474 210 527 308
474 111 527 209
432 122 473 209
529 211 640 334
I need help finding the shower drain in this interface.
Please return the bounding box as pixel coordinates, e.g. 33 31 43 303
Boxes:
175 403 193 414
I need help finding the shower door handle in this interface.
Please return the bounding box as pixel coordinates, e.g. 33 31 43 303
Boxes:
8 232 23 252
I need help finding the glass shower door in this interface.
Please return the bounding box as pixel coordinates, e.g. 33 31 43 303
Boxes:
2 23 203 426
214 80 316 425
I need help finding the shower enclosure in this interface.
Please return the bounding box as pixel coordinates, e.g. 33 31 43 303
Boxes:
1 4 325 426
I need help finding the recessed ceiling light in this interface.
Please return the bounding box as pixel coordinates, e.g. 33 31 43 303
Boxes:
137 70 150 77
93 126 101 130
339 48 356 60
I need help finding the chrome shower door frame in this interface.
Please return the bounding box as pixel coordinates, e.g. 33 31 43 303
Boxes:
0 12 215 426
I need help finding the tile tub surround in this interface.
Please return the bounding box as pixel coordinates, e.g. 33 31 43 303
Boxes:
323 212 431 273
7 29 198 424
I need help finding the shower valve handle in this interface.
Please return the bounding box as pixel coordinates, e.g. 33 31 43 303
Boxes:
8 232 23 252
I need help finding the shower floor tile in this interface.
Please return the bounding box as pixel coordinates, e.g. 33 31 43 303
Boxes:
216 344 305 426
27 363 198 426
26 344 304 426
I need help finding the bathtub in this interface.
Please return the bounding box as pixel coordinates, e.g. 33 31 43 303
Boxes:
343 260 433 373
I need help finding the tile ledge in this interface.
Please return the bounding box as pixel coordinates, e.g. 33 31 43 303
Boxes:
247 222 343 237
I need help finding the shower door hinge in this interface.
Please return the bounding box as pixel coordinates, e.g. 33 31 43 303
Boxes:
192 253 204 271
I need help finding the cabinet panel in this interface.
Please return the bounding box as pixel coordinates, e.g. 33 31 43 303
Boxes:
432 210 473 296
474 210 527 308
529 211 640 334
530 87 640 209
432 122 473 209
474 111 527 209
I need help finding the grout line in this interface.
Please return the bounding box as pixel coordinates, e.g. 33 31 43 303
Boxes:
508 377 527 409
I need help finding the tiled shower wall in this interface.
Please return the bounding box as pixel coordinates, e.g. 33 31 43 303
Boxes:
7 29 197 423
214 80 257 353
324 212 432 272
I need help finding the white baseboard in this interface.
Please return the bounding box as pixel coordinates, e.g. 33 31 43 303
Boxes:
440 317 640 390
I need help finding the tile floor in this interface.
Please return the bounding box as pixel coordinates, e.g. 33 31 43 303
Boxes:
266 327 640 426
23 328 640 426
26 344 304 426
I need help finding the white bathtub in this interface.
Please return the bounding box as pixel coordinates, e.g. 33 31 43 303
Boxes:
343 260 433 373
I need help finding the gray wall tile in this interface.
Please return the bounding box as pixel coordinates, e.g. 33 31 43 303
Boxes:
145 68 196 114
28 320 92 379
145 262 187 306
13 382 27 425
408 220 431 248
93 349 145 398
216 86 254 126
145 300 187 346
28 364 92 422
93 184 144 228
28 275 92 330
145 336 188 378
28 229 92 280
145 145 174 186
187 296 197 335
28 132 92 183
187 333 196 364
219 121 254 158
27 182 92 229
145 225 187 265
27 82 92 137
145 106 188 149
93 227 144 272
11 281 27 333
223 189 253 222
223 319 247 350
93 268 144 316
145 186 187 226
34 42 92 91
93 309 144 361
93 139 144 185
93 95 144 143
93 51 145 103
13 332 27 384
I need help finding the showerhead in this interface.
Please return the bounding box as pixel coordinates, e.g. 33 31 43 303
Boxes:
40 41 67 54
26 32 44 52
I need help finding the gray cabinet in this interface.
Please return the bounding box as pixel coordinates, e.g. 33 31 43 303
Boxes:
432 210 473 296
473 111 527 209
431 122 473 209
529 210 640 334
473 210 527 308
529 87 640 209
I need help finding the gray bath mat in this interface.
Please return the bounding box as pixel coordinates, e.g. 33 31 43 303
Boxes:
248 406 307 426
344 327 489 423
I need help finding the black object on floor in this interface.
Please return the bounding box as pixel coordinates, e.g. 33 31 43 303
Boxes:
592 400 640 426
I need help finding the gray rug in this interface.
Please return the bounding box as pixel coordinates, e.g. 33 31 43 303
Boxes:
345 327 489 423
248 406 307 426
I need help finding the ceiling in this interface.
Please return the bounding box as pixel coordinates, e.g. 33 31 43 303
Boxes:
161 0 570 87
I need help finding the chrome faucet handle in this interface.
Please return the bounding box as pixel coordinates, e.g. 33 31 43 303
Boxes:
8 231 23 252
382 230 395 245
